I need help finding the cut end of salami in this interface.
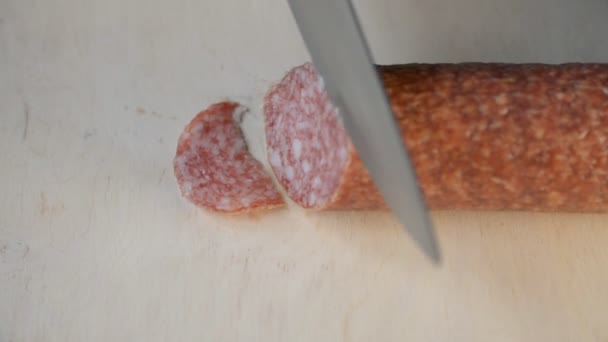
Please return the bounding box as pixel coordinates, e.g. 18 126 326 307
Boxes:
174 102 285 213
264 63 353 209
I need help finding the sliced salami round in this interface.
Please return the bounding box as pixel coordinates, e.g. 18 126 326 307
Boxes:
174 102 285 213
264 62 608 212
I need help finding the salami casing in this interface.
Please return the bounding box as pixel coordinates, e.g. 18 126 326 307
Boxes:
264 62 608 211
174 102 285 213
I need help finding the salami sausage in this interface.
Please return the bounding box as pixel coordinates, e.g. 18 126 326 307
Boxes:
174 102 285 213
264 62 608 211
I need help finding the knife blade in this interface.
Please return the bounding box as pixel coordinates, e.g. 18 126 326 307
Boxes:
287 0 440 262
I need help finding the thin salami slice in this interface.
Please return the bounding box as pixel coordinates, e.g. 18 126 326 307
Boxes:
264 62 608 212
174 102 285 213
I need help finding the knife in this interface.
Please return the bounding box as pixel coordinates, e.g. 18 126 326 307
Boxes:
287 0 441 262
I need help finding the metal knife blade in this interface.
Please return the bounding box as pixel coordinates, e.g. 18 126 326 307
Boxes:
287 0 440 262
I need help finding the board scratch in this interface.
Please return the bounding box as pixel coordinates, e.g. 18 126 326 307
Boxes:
157 168 167 185
22 100 30 141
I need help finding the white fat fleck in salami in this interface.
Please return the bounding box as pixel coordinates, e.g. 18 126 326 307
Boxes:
174 102 285 213
302 160 311 173
264 63 351 208
285 166 295 180
269 150 282 168
292 139 302 159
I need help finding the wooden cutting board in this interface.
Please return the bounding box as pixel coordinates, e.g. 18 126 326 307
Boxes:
2 0 608 340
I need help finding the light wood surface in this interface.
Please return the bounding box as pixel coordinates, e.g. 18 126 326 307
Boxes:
2 0 608 340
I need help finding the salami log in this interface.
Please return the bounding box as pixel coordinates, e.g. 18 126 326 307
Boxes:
174 102 285 213
264 62 608 211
